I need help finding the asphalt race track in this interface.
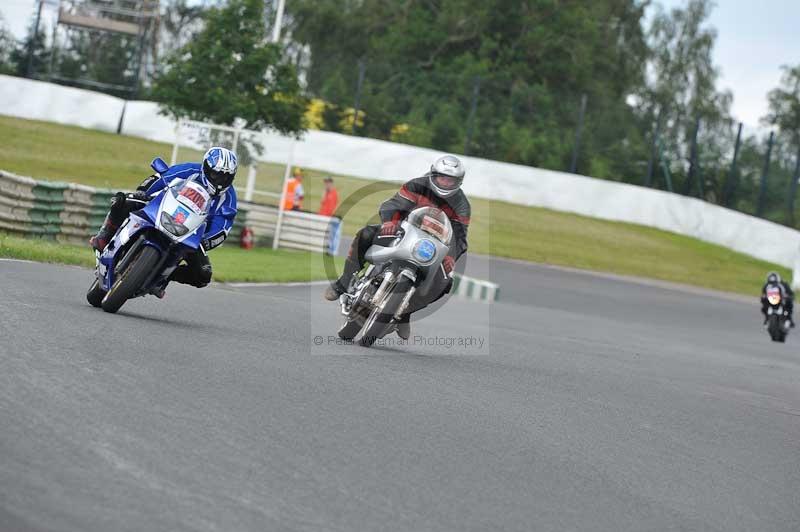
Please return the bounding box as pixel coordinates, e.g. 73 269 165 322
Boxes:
1 258 799 531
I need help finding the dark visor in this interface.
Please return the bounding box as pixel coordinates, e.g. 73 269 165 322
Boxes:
433 173 461 190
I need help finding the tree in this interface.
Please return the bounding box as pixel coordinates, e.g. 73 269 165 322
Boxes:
638 0 734 197
151 0 306 135
287 0 650 178
764 65 800 148
10 17 49 77
0 15 17 74
52 29 142 97
155 0 206 61
761 65 800 223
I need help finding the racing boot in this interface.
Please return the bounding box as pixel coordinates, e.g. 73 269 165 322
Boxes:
324 280 346 301
325 237 366 302
395 313 411 340
89 216 118 252
150 284 167 299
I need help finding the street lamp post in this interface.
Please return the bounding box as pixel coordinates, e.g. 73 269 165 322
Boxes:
271 0 286 43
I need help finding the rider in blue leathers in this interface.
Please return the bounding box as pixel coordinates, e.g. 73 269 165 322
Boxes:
90 147 238 289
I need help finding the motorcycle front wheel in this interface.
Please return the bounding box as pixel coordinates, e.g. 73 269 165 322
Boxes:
768 314 786 342
360 277 414 347
101 246 160 314
86 278 106 308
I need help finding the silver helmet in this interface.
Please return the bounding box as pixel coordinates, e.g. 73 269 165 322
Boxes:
767 271 782 284
428 154 465 198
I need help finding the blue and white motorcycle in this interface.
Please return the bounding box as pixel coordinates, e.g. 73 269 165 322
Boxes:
86 157 211 313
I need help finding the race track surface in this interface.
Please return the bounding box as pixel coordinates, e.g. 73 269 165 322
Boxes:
1 258 799 531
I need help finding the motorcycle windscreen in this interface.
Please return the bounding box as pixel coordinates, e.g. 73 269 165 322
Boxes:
406 206 453 245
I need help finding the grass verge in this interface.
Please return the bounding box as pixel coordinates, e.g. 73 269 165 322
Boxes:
0 233 342 284
0 114 788 296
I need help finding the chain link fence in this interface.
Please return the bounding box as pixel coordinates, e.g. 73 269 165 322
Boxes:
305 57 800 230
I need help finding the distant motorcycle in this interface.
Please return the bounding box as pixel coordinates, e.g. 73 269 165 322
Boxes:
336 206 452 346
86 157 210 313
764 283 791 343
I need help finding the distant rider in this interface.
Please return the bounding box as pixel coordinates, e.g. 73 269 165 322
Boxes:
324 154 471 339
761 271 794 327
89 147 238 291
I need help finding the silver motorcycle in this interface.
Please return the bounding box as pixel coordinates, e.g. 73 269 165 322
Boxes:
337 206 453 346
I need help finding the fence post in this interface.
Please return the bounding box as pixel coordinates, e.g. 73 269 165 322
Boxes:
645 107 664 187
684 117 701 196
722 122 743 207
271 0 286 43
273 139 296 250
244 165 257 202
787 144 800 226
231 129 242 157
793 246 800 291
569 93 588 174
658 138 674 192
170 121 181 166
116 101 127 135
756 131 775 218
463 76 482 155
231 128 240 155
351 59 366 132
25 0 44 77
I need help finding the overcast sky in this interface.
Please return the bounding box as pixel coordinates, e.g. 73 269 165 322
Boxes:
2 0 798 127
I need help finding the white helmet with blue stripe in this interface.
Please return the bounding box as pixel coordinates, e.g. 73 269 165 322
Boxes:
202 146 238 195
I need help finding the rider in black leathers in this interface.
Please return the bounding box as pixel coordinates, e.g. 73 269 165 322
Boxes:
761 271 795 327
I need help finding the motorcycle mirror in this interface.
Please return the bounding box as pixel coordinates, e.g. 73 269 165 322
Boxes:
150 157 169 175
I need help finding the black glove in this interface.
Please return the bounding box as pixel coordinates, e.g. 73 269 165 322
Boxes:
110 191 127 207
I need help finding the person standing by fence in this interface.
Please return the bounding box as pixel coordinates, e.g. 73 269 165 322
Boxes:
283 167 305 211
318 176 339 216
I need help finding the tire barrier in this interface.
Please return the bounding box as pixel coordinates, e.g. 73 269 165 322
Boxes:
0 169 341 254
451 274 499 303
0 170 114 244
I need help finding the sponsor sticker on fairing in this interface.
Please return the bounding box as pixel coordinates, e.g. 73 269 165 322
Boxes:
413 239 437 262
173 206 191 225
179 184 208 212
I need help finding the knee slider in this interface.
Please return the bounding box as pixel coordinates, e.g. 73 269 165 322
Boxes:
197 264 212 287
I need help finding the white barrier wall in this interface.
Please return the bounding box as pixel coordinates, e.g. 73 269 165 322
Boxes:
2 74 798 272
0 75 125 132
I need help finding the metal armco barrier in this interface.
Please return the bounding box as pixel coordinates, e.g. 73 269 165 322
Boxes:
234 202 341 254
0 169 341 254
